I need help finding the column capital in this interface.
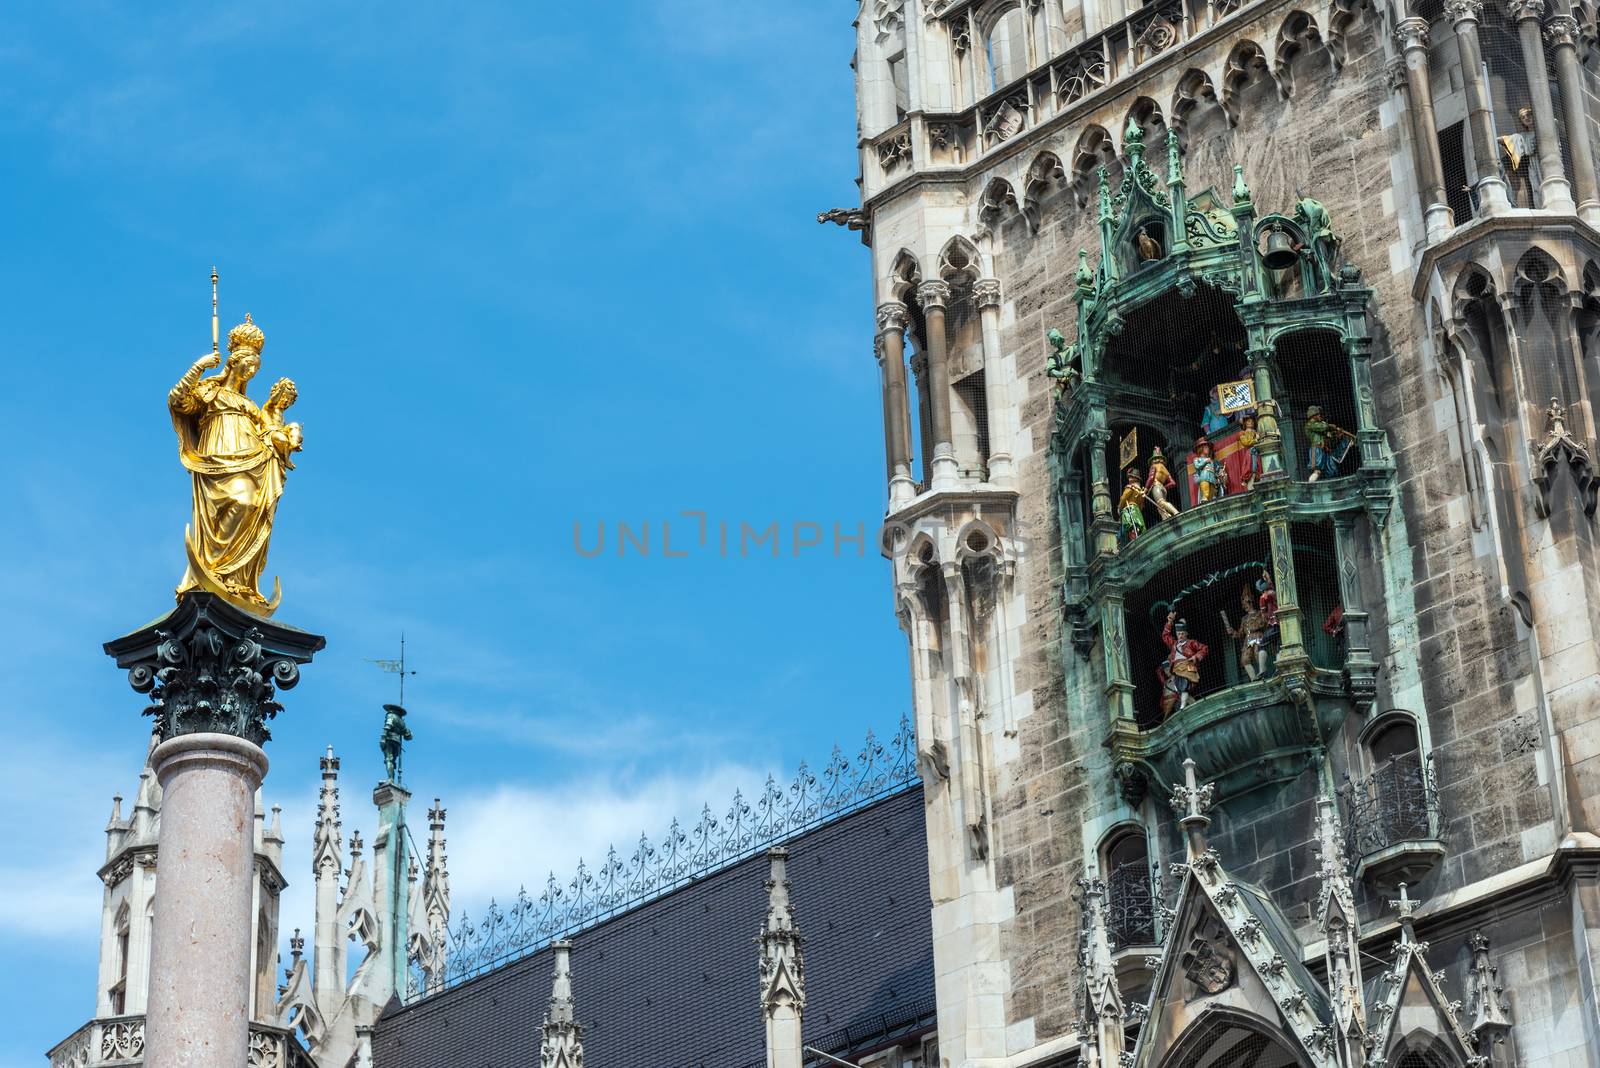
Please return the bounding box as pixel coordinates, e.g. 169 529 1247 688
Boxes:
1545 13 1581 47
974 278 1003 307
1445 0 1482 25
917 279 951 309
876 300 909 333
105 592 325 747
1508 0 1546 22
1385 55 1409 91
1394 16 1430 51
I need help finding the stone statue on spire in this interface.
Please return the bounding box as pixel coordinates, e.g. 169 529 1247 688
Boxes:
381 704 413 784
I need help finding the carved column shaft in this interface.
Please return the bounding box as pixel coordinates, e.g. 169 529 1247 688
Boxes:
145 733 269 1068
1266 515 1307 664
1247 346 1287 481
1548 13 1600 220
918 280 957 481
1511 0 1575 210
1449 0 1512 213
975 278 1014 485
877 301 914 490
1395 19 1453 235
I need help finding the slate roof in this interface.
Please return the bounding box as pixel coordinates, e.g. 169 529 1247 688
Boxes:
374 786 934 1068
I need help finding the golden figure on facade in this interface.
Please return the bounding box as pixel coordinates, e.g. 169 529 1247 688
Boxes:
168 300 303 616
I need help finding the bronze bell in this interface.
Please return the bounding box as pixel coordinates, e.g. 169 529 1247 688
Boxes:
1261 225 1298 271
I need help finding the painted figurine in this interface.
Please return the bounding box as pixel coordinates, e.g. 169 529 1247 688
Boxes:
1145 447 1181 519
1192 436 1225 503
1237 411 1261 491
1046 328 1080 395
1220 585 1270 681
1323 603 1345 639
1200 387 1230 436
1119 468 1148 543
1304 404 1352 481
1159 612 1209 716
1256 570 1280 650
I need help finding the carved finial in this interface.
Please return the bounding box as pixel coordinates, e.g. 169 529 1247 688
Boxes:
290 928 304 961
1388 881 1417 924
107 794 123 828
1170 757 1215 858
1231 163 1251 207
759 846 805 1017
1167 127 1183 187
1097 166 1114 224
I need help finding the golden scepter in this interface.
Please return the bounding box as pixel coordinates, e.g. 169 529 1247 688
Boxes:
211 265 219 356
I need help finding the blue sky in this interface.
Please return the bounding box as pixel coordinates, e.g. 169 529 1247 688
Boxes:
0 4 903 1061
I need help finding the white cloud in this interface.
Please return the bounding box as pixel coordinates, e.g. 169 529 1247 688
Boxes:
444 761 771 915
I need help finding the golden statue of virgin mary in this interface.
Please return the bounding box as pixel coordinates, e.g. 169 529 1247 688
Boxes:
168 313 304 615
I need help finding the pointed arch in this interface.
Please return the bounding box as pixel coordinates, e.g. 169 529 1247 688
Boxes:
1021 150 1065 230
889 248 923 302
1071 124 1120 205
1326 0 1362 68
938 235 982 281
1274 11 1327 96
1124 96 1168 150
979 176 1021 233
1220 40 1271 125
1170 68 1220 138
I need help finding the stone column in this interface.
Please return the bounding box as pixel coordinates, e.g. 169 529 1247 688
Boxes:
758 848 805 1068
1546 12 1600 222
877 300 917 508
1448 0 1513 214
145 733 268 1067
918 279 959 488
1395 18 1456 240
974 278 1015 487
371 780 412 1005
105 592 323 1068
1510 0 1576 211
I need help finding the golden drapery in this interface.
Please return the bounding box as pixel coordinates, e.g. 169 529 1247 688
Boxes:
170 377 288 612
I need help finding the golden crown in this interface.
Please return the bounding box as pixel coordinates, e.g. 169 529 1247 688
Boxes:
228 312 265 353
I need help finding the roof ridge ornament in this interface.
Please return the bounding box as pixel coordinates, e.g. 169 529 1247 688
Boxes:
426 716 919 997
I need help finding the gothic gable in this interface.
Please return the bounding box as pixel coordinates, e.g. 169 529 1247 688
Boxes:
1365 931 1476 1066
1134 859 1333 1068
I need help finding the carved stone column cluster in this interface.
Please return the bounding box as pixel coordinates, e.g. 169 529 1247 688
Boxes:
1393 18 1454 240
104 592 323 1068
1447 0 1513 215
758 848 805 1068
1546 11 1600 222
1511 0 1575 211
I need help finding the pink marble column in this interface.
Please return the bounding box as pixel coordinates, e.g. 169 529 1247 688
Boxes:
144 733 269 1068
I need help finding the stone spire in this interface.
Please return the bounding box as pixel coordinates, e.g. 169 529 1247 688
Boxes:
410 798 452 996
1076 873 1125 1068
540 941 584 1068
759 847 805 1068
1314 796 1366 1067
312 745 345 1012
1467 931 1513 1064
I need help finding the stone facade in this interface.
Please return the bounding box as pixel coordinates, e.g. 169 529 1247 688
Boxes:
851 1 1600 1066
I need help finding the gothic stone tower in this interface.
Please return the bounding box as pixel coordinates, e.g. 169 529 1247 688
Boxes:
843 1 1600 1067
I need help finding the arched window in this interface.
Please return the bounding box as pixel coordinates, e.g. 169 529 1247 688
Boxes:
1348 712 1437 852
110 903 131 1015
986 7 1028 92
1102 826 1156 947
